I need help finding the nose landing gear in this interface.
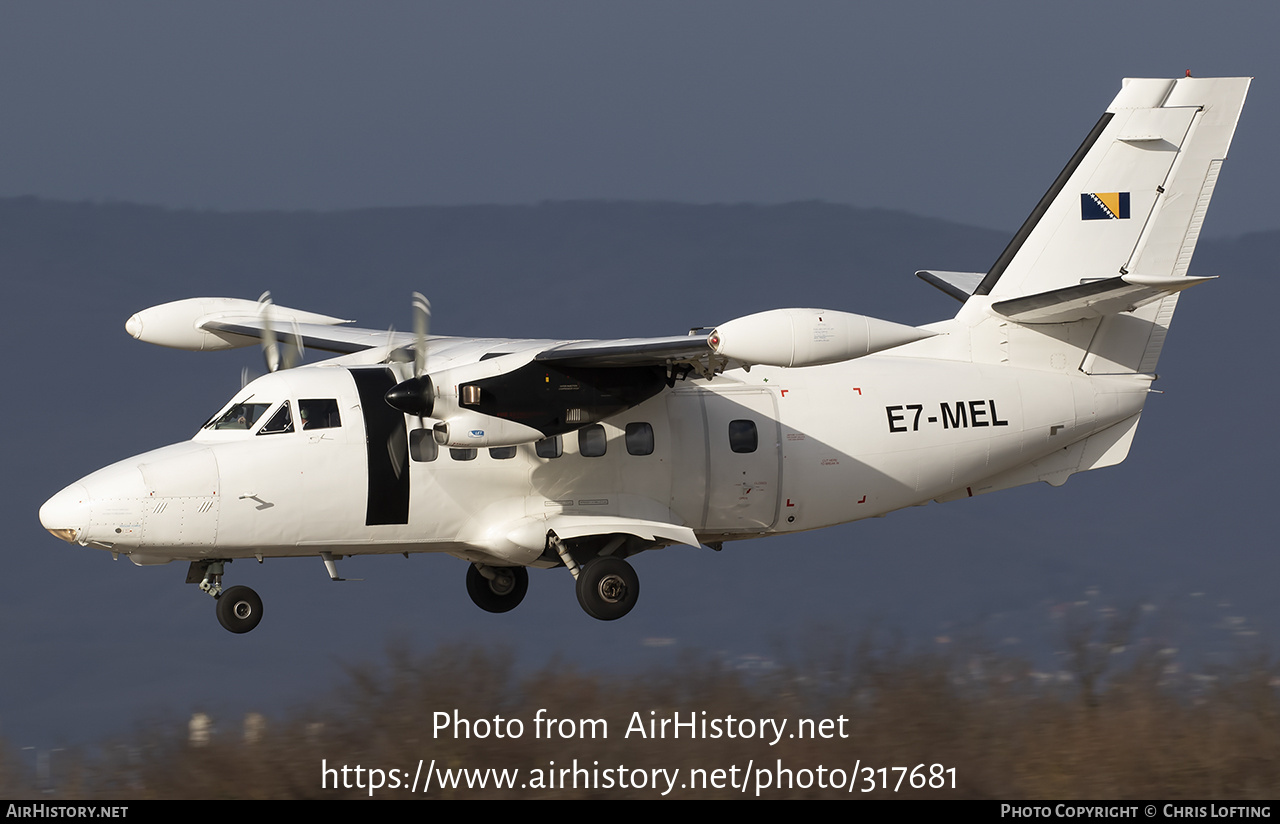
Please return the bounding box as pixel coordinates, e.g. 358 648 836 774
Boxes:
188 560 264 633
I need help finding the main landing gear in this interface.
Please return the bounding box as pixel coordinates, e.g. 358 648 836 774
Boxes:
190 560 264 634
462 537 642 621
466 564 529 613
547 534 641 621
575 557 639 621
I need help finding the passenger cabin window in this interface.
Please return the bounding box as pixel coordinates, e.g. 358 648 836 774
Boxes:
206 402 271 431
258 402 294 435
578 424 607 458
489 446 517 460
728 419 758 453
450 447 477 461
536 436 562 459
300 399 341 430
410 429 438 462
625 422 654 456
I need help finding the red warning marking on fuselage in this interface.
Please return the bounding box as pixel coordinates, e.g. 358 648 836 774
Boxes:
852 387 862 395
857 495 866 504
780 389 788 397
786 498 795 507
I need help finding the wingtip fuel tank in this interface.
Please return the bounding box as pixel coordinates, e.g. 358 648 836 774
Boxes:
709 308 935 368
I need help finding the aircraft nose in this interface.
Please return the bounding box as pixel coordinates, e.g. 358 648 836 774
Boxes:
40 482 91 543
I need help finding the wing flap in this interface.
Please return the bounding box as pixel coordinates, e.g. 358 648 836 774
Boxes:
534 334 712 367
202 319 409 354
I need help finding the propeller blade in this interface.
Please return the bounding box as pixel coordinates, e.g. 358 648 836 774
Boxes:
386 425 407 480
280 319 304 371
412 292 431 378
258 291 281 373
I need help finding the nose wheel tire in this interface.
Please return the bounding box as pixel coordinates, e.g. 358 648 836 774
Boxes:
215 585 263 633
576 557 639 621
466 565 529 613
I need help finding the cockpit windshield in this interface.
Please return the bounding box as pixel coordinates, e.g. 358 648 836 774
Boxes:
205 402 272 431
258 401 294 435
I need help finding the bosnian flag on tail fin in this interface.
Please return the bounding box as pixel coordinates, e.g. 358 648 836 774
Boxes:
1080 192 1130 220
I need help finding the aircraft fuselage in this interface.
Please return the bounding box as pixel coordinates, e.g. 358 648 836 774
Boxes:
43 350 1148 568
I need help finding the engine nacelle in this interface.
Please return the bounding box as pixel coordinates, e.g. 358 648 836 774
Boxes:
709 308 934 368
431 414 546 449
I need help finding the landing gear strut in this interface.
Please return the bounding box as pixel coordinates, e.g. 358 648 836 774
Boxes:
575 556 639 621
466 564 529 613
188 560 264 633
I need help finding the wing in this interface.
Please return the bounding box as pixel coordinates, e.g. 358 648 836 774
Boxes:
127 296 725 373
127 297 929 377
125 296 410 354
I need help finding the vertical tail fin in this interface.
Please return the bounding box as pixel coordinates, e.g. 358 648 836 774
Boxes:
971 76 1250 373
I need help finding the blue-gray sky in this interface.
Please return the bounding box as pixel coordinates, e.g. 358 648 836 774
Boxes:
0 2 1275 234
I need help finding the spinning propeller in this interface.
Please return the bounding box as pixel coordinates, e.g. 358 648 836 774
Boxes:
239 291 305 388
381 293 437 475
257 291 304 373
384 292 436 419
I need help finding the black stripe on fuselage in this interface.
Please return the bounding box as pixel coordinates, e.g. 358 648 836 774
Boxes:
350 367 410 526
974 112 1114 297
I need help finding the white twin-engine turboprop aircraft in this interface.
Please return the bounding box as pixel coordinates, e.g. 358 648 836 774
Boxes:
41 76 1250 633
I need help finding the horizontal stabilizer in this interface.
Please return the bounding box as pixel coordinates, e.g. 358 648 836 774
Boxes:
991 274 1215 324
917 270 985 302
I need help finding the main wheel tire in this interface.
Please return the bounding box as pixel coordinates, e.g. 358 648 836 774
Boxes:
215 585 263 634
466 565 529 613
575 557 639 621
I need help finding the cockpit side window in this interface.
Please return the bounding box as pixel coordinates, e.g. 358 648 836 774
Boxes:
258 401 294 435
300 399 341 430
206 402 271 431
